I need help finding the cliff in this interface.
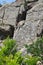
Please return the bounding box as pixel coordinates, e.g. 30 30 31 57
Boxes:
0 0 43 48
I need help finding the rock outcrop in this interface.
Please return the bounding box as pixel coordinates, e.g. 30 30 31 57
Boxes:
0 24 14 40
0 0 43 48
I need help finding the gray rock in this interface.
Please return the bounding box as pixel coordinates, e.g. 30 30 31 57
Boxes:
17 20 25 28
19 47 27 56
0 0 43 48
26 0 33 1
26 3 43 35
0 1 25 27
26 0 38 2
3 6 20 26
36 61 43 65
13 3 43 48
38 0 43 3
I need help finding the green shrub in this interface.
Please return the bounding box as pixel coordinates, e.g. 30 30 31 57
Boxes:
0 37 23 65
0 37 42 65
3 51 23 65
1 37 17 56
23 55 41 65
0 51 23 65
25 37 43 60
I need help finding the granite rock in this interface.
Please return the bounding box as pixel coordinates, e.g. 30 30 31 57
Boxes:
0 0 43 48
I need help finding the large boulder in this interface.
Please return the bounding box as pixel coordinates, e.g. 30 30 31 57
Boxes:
13 2 43 48
0 0 43 48
0 1 25 27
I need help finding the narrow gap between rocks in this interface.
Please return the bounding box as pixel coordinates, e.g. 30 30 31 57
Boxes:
16 10 27 26
16 0 38 27
16 6 32 27
27 0 38 3
37 29 43 37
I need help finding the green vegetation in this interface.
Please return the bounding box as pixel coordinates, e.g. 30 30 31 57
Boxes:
23 55 41 65
0 37 42 65
0 37 17 56
0 37 23 65
25 37 43 60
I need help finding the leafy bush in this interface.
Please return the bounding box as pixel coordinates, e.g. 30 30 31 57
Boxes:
1 37 17 56
3 51 23 65
0 37 23 65
23 55 41 65
0 51 23 65
25 37 43 60
0 37 41 65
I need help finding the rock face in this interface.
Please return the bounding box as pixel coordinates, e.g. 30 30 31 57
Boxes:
0 24 14 40
0 0 43 48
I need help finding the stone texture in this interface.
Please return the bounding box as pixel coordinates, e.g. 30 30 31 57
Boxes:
0 0 43 48
13 1 43 48
19 47 27 56
0 1 25 27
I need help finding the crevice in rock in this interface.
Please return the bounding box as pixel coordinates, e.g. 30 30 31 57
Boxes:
26 0 38 3
15 0 38 29
16 6 32 27
37 29 43 37
9 25 15 38
16 10 27 26
26 4 32 11
0 25 15 40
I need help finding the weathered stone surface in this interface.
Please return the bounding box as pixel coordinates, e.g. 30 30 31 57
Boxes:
13 2 43 48
26 3 43 34
38 0 43 3
4 6 20 26
0 0 43 48
13 21 36 47
0 1 25 27
26 0 36 2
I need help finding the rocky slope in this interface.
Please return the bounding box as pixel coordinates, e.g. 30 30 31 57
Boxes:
0 0 43 48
